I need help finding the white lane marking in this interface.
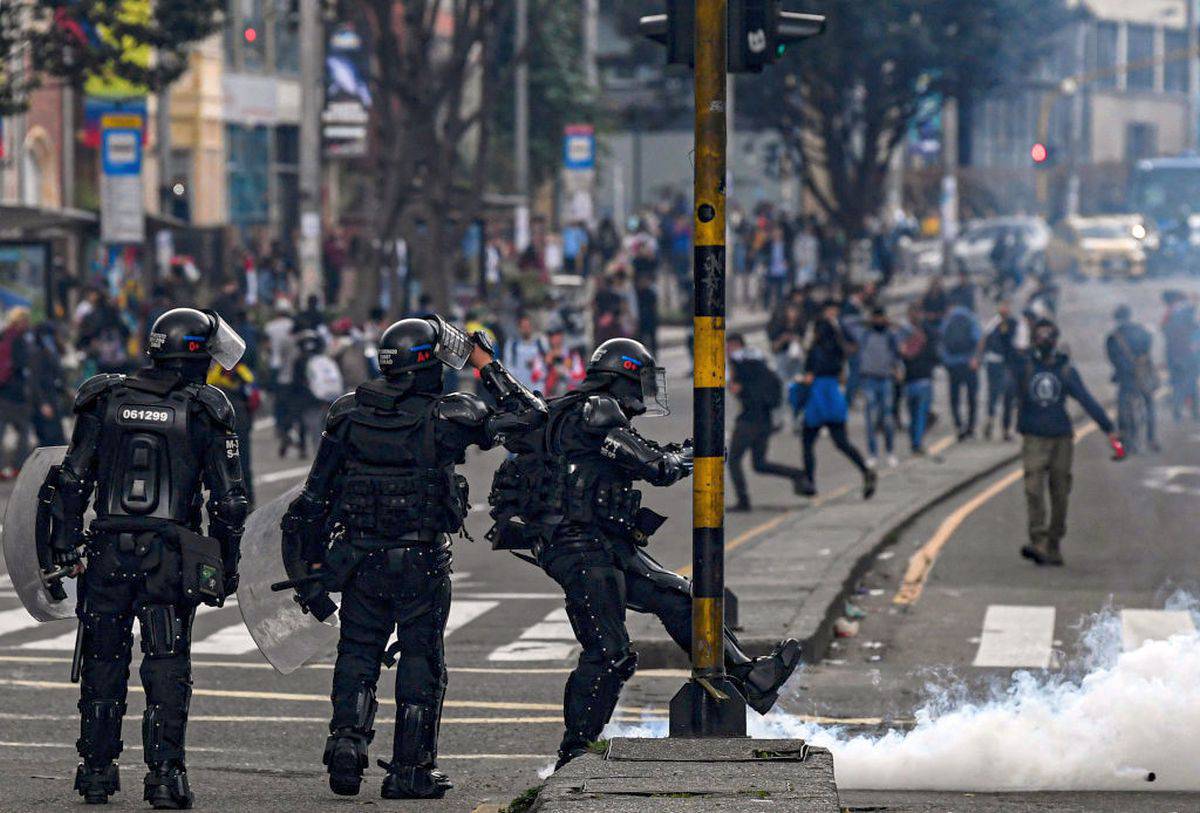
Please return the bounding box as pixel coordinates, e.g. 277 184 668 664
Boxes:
1120 609 1197 652
18 603 226 651
487 641 578 661
0 574 11 589
519 621 575 640
972 605 1056 669
0 607 46 639
456 593 561 600
190 622 259 655
18 627 79 651
444 600 499 636
449 571 472 582
0 738 548 757
488 606 578 662
254 465 313 486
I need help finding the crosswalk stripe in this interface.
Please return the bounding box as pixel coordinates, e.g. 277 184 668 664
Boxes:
972 605 1055 669
1120 609 1196 652
190 622 259 655
487 606 578 662
445 600 499 636
0 607 44 639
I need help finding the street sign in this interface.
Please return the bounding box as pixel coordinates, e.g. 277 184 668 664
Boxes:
100 111 145 245
563 124 596 171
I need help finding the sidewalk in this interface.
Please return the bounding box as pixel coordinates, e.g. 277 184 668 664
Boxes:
528 738 839 812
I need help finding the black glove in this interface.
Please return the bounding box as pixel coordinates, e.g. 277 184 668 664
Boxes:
223 571 240 597
296 579 337 622
50 545 83 571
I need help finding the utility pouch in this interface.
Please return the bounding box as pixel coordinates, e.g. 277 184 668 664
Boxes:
323 543 366 591
177 527 224 607
631 507 668 547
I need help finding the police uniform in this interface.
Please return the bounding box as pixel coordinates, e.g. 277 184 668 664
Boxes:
280 316 545 800
44 308 249 808
490 338 801 769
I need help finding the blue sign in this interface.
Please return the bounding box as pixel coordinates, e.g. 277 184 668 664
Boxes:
563 125 596 171
101 127 143 176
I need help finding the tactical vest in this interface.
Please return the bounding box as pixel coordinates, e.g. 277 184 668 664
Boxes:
489 393 641 541
94 377 205 525
337 392 468 545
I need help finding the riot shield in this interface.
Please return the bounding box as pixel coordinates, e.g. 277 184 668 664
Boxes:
237 484 340 675
1 446 76 622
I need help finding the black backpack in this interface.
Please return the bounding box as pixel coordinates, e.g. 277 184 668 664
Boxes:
942 312 976 356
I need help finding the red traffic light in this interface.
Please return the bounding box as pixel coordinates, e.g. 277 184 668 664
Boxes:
243 26 258 43
1031 143 1048 164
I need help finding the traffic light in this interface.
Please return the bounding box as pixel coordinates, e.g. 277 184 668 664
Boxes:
641 1 825 73
639 0 695 68
1031 142 1049 165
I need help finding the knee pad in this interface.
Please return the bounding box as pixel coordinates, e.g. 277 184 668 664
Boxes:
82 610 133 662
139 606 188 658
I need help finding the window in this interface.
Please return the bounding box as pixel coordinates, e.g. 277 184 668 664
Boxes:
1126 122 1158 165
273 0 299 74
227 124 270 225
1126 24 1154 91
1165 29 1189 93
1089 21 1119 89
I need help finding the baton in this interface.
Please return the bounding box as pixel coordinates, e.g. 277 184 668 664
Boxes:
270 573 326 592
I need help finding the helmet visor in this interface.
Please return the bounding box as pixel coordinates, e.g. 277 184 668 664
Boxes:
205 312 247 371
639 365 670 417
431 315 472 371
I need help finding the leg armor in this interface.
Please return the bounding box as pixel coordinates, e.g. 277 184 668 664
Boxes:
137 604 196 810
74 578 136 804
324 684 377 797
379 704 453 800
727 638 803 716
550 557 637 769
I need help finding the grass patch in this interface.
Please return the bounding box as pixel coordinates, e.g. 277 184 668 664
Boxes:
502 785 542 813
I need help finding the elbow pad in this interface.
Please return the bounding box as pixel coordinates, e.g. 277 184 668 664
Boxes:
600 426 686 485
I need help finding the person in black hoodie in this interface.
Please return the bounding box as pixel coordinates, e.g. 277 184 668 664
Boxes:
1106 305 1158 454
727 333 807 511
980 301 1020 441
1012 319 1118 566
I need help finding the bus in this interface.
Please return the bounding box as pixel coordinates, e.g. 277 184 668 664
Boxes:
1129 155 1200 272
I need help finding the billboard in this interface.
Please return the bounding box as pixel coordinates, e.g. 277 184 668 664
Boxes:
323 23 371 158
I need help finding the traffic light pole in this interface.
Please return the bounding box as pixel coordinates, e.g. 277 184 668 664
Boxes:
668 0 747 739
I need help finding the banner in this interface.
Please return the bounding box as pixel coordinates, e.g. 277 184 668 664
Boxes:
323 23 371 158
100 111 145 244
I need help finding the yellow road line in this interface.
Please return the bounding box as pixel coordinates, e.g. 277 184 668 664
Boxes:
0 677 669 716
893 423 1102 606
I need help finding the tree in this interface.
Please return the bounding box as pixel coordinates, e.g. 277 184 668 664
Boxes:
738 0 1072 242
346 0 599 312
0 0 223 114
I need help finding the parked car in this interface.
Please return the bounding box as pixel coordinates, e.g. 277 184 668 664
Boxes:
952 216 1050 277
1045 215 1151 280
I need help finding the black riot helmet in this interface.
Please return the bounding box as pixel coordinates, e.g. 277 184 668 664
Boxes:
147 307 245 375
583 337 669 417
377 316 475 393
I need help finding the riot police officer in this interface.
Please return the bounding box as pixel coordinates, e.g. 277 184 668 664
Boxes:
489 338 802 770
279 316 546 800
43 307 249 808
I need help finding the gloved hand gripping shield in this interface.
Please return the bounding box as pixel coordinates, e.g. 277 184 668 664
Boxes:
237 484 340 674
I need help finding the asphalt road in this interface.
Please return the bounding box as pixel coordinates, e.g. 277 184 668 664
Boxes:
1 277 1197 811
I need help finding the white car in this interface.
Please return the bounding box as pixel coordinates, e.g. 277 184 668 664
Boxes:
952 216 1050 276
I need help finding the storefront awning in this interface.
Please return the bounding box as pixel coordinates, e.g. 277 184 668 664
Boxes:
0 204 97 236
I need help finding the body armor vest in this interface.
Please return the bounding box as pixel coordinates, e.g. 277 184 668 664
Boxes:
94 379 204 526
337 392 468 545
490 394 641 542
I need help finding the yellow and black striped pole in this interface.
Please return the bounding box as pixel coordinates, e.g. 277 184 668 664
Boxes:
668 0 747 738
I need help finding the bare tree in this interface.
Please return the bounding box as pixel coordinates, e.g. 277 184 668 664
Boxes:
352 0 515 313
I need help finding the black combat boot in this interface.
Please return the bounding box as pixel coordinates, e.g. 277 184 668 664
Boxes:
730 638 803 715
324 729 370 796
143 762 193 810
378 760 453 799
74 762 120 804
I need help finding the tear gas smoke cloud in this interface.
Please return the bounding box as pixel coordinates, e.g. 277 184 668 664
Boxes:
604 603 1200 791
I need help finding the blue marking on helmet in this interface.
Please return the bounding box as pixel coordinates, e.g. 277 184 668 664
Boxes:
411 343 433 352
620 355 643 367
183 335 207 342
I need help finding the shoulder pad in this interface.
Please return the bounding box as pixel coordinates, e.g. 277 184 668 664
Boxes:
74 374 124 413
581 394 629 431
435 392 489 426
193 385 236 429
325 393 358 429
